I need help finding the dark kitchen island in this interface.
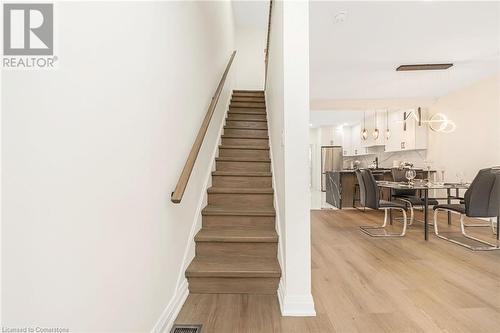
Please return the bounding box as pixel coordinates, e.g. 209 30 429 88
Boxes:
325 169 392 209
325 169 433 209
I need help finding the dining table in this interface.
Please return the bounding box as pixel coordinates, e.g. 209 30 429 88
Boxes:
376 180 473 241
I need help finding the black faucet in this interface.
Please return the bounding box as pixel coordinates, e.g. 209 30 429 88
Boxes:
374 157 379 169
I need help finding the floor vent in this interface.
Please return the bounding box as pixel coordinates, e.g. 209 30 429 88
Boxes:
170 324 202 333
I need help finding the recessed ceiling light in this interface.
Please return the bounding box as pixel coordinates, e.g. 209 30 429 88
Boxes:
334 11 347 23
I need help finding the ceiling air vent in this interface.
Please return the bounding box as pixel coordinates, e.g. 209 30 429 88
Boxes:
170 324 202 333
396 63 453 71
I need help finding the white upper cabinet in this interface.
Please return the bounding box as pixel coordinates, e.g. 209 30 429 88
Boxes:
340 109 428 155
361 111 386 147
385 110 402 152
385 109 428 152
372 111 386 146
342 126 352 156
351 124 368 156
359 113 372 148
414 108 428 150
320 126 344 146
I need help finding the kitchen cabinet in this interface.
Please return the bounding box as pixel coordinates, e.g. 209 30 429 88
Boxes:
361 111 387 148
342 126 352 156
384 109 428 152
351 124 368 156
372 111 387 147
341 109 427 155
385 110 405 152
320 126 344 146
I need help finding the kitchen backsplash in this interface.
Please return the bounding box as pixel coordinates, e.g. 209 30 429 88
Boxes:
342 147 431 170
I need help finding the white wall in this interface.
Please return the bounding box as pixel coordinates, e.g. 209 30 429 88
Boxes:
2 2 235 331
266 0 315 316
234 25 266 89
427 74 500 181
232 0 268 90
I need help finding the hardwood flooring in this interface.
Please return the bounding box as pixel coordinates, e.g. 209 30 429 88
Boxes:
174 209 500 332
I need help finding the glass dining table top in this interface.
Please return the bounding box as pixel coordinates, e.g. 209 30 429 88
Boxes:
376 180 470 190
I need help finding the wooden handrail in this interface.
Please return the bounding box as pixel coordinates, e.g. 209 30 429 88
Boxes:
171 50 236 203
264 0 273 89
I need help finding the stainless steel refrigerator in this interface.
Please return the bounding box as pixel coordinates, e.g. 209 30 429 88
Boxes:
321 146 343 191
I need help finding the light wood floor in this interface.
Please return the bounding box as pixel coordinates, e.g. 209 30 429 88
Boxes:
175 209 500 332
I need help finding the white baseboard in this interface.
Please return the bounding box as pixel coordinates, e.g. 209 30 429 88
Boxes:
277 281 316 317
151 279 189 333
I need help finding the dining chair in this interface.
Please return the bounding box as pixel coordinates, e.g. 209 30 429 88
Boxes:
391 168 438 225
433 168 500 251
356 169 408 237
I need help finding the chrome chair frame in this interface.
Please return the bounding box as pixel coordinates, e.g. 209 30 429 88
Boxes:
433 168 500 251
390 168 438 226
433 209 499 251
462 218 497 233
360 207 408 237
393 197 422 226
356 169 408 237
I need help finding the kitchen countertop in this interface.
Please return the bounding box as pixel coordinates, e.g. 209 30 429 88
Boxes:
330 169 436 174
333 169 391 174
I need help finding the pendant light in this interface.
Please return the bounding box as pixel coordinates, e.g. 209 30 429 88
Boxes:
385 109 391 139
372 111 379 140
361 111 368 140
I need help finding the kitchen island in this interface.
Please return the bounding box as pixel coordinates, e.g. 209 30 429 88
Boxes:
325 169 434 209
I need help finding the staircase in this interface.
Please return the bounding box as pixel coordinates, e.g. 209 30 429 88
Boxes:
185 90 281 294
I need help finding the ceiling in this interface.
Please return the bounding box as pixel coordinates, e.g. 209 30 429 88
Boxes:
310 1 500 103
310 110 364 128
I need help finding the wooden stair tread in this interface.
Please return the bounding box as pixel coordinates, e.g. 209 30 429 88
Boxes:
231 101 265 104
215 157 270 162
212 171 272 176
229 108 266 112
231 99 265 102
226 118 267 122
230 104 266 109
207 187 273 194
202 206 275 216
229 106 266 110
234 90 264 93
223 126 268 130
186 256 281 278
221 135 268 139
228 110 266 115
226 118 267 123
219 145 269 150
195 228 278 242
232 95 265 98
232 93 265 97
